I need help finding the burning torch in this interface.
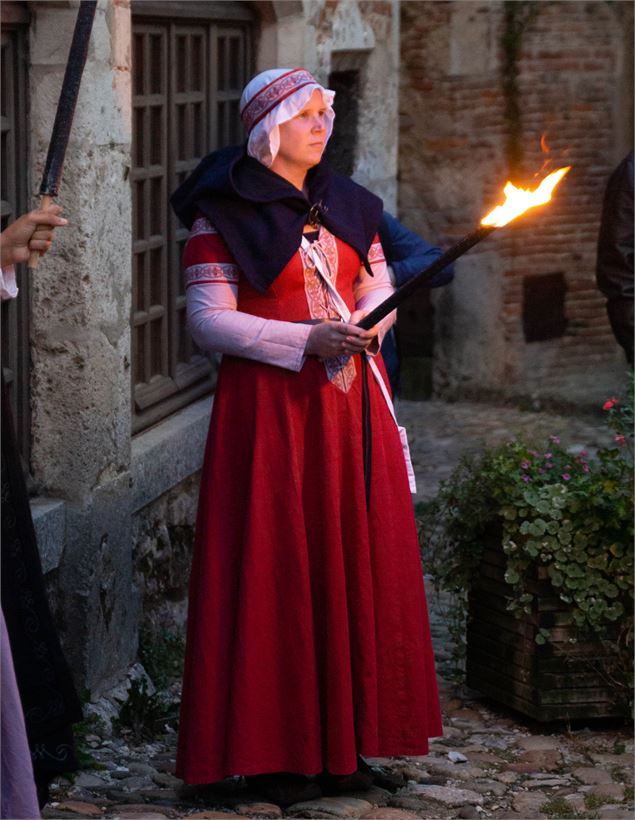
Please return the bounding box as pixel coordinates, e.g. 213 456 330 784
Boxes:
356 166 571 330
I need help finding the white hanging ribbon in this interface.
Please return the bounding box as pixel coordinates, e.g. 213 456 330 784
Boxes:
301 236 417 493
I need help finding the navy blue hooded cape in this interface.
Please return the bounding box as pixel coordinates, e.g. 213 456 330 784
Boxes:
170 145 383 293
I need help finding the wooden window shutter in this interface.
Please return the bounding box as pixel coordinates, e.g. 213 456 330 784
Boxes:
1 8 31 462
131 6 252 433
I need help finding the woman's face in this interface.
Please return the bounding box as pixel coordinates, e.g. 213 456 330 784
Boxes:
276 89 329 172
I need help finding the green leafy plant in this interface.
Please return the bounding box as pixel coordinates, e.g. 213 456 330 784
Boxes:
114 677 177 742
419 376 633 706
139 628 185 690
73 691 109 770
584 792 620 812
539 797 580 819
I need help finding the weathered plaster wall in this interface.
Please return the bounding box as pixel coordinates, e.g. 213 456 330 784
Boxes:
132 474 199 640
256 0 400 209
28 0 136 694
399 1 633 405
129 393 211 642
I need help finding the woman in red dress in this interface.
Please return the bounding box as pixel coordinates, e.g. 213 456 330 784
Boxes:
171 68 442 803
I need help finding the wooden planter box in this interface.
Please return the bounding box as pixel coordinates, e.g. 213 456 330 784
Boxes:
466 542 625 721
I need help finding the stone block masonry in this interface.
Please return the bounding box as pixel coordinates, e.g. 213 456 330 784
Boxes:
28 0 136 695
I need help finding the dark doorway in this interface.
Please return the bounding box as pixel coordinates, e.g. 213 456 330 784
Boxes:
324 70 359 176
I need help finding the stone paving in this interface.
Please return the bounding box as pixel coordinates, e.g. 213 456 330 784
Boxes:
394 398 613 501
44 399 632 820
43 684 635 820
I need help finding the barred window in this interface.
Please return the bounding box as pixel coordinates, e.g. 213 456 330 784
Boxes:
131 2 253 432
1 3 30 461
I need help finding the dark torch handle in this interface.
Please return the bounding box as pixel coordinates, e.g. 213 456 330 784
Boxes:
40 0 97 197
357 224 496 330
29 0 97 268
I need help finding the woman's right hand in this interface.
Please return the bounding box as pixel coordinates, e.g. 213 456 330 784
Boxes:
305 319 374 359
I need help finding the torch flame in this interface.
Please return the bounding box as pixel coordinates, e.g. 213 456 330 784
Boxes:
480 166 571 228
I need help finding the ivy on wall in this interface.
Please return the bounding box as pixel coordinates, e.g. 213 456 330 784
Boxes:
501 1 540 181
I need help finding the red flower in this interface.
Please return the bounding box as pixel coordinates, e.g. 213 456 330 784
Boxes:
615 434 626 445
603 398 619 410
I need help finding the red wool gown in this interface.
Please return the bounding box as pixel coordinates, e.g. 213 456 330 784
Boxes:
177 221 442 784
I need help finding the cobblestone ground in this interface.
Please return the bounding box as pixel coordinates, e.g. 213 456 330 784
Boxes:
45 400 632 820
395 399 613 501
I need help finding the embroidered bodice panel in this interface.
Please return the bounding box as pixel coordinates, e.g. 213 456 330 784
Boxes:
234 226 367 392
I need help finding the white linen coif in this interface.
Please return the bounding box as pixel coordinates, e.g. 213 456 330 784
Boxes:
239 68 335 168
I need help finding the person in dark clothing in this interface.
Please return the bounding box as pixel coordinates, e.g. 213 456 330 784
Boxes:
596 151 634 365
378 212 454 395
1 207 83 812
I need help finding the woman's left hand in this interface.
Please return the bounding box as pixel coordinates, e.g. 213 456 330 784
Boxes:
348 310 378 337
348 309 380 356
304 311 380 359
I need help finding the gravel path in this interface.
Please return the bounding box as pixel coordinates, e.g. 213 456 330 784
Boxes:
45 680 634 820
395 398 611 500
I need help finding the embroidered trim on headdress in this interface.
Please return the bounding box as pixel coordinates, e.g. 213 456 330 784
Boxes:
240 68 316 134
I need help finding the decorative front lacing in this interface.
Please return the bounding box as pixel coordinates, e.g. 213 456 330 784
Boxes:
300 229 357 393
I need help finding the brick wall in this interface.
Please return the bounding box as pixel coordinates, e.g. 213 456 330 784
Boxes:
399 1 633 404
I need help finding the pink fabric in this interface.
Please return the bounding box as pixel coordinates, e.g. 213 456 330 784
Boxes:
0 266 18 301
1 610 40 819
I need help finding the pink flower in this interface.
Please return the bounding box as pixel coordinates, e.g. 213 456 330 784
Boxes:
582 464 590 473
580 450 588 457
562 473 571 481
603 398 619 410
545 462 554 469
521 461 530 469
544 453 553 459
564 464 571 470
521 475 532 482
549 435 561 444
615 434 625 445
538 467 545 474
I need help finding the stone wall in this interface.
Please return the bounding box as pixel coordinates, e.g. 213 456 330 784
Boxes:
27 0 211 696
257 0 400 208
132 474 199 640
29 0 137 695
399 1 633 406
